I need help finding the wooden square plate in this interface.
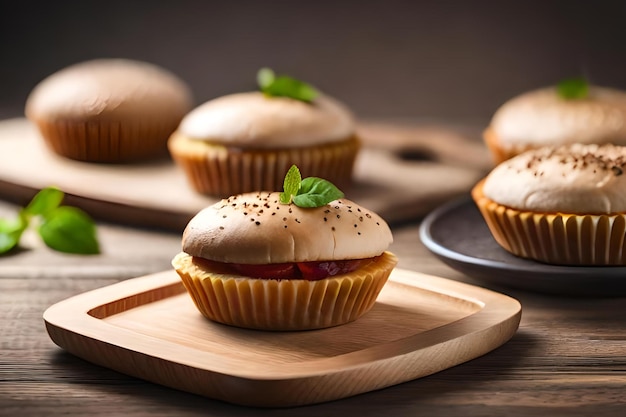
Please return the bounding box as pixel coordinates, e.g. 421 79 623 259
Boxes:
44 268 521 407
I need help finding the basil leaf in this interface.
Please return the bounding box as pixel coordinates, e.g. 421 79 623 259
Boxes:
557 77 589 100
38 206 100 254
280 165 302 204
23 187 64 216
293 177 344 208
0 216 27 254
257 68 318 102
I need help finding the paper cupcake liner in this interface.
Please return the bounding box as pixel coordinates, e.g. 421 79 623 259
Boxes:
483 127 533 165
472 180 626 265
171 251 398 331
167 134 360 197
32 118 178 163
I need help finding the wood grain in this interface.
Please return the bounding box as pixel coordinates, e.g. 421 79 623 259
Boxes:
1 212 625 415
0 118 489 230
42 269 520 407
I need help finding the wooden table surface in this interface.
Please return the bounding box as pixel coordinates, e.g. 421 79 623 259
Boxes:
1 121 625 416
1 198 625 417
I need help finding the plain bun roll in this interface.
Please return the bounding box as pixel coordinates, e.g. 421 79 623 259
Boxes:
482 143 626 214
490 86 626 151
178 91 355 148
182 192 393 264
25 58 193 162
26 58 192 122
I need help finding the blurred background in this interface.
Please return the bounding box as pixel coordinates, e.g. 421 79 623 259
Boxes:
2 0 626 128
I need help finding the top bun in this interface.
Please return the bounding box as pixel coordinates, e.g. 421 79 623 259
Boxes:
482 143 626 214
26 58 193 122
177 91 355 148
489 86 626 154
182 192 393 264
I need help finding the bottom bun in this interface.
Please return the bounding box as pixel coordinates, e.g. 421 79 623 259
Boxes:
167 133 359 197
171 251 398 331
32 118 174 162
472 180 626 265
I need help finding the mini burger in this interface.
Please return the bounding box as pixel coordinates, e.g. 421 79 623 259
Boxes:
168 68 360 197
172 166 397 331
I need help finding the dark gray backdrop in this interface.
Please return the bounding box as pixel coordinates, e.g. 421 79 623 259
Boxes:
2 0 625 127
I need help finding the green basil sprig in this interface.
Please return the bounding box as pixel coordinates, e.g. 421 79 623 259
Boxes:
280 165 344 207
257 68 318 102
557 77 589 100
0 187 100 255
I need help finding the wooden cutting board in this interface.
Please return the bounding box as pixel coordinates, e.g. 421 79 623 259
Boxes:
43 268 522 407
0 118 490 231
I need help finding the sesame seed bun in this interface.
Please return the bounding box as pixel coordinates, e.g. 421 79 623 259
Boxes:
181 192 393 264
481 143 626 214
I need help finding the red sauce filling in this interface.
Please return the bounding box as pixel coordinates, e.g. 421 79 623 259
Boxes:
191 256 378 281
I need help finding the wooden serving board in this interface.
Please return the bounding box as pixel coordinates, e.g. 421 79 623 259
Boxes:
0 118 488 231
43 268 521 407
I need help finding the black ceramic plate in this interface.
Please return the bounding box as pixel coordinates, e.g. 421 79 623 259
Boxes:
419 196 626 297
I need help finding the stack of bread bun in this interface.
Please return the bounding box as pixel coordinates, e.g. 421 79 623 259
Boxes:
474 81 626 265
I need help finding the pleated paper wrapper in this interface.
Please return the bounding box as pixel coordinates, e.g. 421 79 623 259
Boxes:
32 118 177 162
168 134 359 197
472 182 626 265
172 251 398 331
